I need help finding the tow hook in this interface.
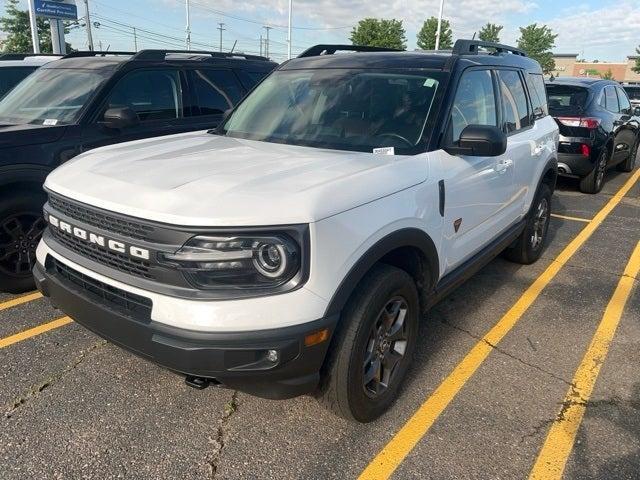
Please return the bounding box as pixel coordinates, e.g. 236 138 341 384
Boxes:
185 375 211 390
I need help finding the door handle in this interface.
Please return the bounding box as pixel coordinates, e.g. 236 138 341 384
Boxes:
495 159 513 173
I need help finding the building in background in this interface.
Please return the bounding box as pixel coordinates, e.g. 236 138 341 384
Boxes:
551 53 640 83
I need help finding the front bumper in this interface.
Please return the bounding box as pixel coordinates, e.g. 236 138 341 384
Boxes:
34 258 337 400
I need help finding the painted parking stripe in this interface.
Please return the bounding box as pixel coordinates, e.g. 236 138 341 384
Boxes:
0 292 42 312
0 316 72 349
529 240 640 480
550 213 592 223
358 168 640 480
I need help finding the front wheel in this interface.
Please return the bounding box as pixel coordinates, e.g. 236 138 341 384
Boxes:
0 191 47 293
617 137 638 173
316 264 419 422
504 183 551 265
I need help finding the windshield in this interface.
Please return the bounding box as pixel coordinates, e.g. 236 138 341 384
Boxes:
0 67 37 99
0 68 108 126
624 86 640 101
221 69 444 154
546 84 588 115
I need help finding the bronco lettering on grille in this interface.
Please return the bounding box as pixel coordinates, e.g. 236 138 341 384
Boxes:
47 214 150 260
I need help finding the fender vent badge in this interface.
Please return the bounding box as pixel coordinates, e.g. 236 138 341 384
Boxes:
454 218 462 233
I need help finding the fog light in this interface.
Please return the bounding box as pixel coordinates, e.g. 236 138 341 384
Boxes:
267 349 279 362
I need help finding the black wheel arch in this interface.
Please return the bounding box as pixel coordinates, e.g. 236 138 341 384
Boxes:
0 164 52 195
323 228 440 318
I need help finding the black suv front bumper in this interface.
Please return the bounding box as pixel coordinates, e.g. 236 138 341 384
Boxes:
34 259 337 400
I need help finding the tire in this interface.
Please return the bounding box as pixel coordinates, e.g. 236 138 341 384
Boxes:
0 191 48 293
617 137 638 173
579 149 608 194
316 264 419 422
504 183 551 265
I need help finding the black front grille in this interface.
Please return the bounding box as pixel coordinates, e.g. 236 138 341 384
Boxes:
49 227 155 280
47 256 152 320
48 194 155 241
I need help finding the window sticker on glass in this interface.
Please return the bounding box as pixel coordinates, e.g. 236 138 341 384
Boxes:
43 119 58 126
424 78 437 88
373 147 395 155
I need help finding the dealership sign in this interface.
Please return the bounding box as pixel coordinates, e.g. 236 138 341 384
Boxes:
34 0 78 21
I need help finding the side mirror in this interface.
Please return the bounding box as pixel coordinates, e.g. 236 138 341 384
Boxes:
634 106 640 117
102 107 139 130
445 125 507 157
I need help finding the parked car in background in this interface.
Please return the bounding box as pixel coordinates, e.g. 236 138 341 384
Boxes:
546 77 639 193
0 49 277 293
0 53 61 98
34 40 558 421
622 83 640 109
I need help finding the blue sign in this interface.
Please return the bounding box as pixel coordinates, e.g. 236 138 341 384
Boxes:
34 0 78 21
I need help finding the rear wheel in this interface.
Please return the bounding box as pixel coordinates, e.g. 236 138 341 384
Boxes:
317 264 419 422
504 183 551 265
617 137 638 173
0 191 47 293
579 149 608 194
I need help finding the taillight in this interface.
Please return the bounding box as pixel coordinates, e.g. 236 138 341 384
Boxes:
580 144 591 157
556 117 601 129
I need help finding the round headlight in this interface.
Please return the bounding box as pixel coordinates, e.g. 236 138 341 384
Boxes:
254 243 288 278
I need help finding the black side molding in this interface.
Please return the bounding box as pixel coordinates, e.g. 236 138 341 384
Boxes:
438 180 445 217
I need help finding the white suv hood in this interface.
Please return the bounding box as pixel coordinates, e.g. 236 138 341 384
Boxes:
45 131 429 226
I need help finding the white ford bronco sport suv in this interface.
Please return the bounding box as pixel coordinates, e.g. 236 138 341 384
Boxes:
34 40 559 422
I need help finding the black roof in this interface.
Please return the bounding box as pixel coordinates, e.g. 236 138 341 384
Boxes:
546 76 618 87
282 40 542 73
42 49 276 72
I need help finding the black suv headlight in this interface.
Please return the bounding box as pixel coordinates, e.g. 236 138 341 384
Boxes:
158 231 306 293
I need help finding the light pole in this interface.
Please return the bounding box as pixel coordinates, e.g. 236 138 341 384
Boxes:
218 22 226 52
84 0 94 51
434 0 445 51
185 0 191 50
263 26 273 59
27 0 40 53
287 0 292 59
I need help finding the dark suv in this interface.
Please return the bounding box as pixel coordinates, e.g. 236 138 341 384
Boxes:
546 77 639 193
0 50 276 292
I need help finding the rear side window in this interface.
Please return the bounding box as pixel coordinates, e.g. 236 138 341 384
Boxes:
191 69 242 116
604 86 620 113
616 87 632 114
496 70 530 133
449 69 497 143
526 73 548 119
105 69 183 122
236 70 270 91
546 84 588 115
0 67 37 98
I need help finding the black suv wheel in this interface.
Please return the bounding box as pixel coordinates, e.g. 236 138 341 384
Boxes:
0 191 47 293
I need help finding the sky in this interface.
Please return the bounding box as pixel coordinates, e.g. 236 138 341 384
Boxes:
1 0 639 62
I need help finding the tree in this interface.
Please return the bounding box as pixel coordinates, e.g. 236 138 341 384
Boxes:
600 69 614 80
478 23 503 43
517 23 557 74
633 46 640 74
417 17 453 50
350 18 407 50
0 0 73 53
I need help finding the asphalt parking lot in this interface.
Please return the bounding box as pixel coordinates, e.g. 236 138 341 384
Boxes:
1 163 639 480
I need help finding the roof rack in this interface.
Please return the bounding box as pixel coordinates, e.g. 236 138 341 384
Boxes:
298 44 403 58
0 53 61 60
62 51 136 59
453 40 526 57
131 49 270 62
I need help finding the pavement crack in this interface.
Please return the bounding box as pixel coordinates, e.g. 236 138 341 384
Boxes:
207 390 239 478
3 339 107 419
440 318 576 388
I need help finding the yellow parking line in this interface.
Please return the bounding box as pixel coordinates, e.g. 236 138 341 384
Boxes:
529 241 640 480
358 168 640 480
550 213 591 223
0 291 43 312
0 316 73 349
